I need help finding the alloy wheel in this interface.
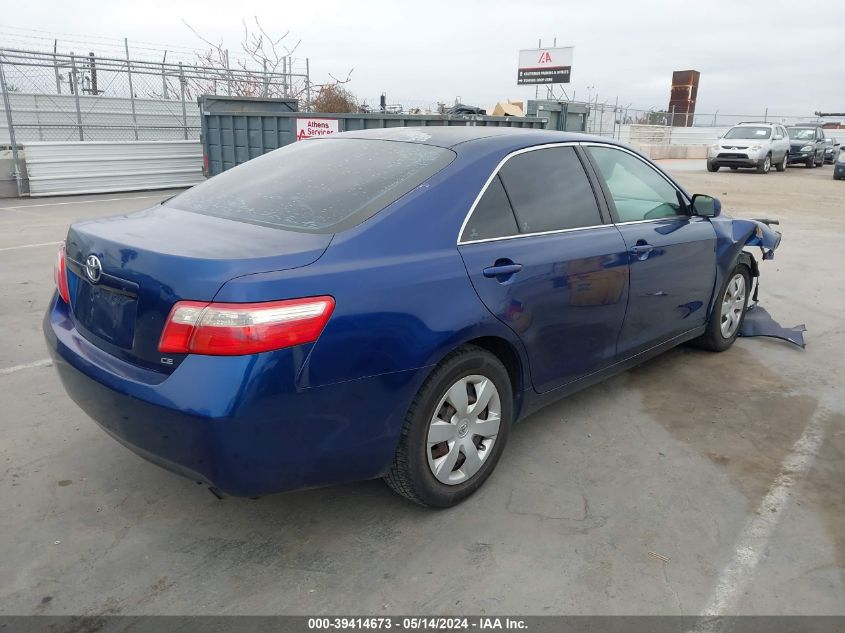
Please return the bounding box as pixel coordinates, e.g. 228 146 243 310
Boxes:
720 274 746 338
426 374 501 485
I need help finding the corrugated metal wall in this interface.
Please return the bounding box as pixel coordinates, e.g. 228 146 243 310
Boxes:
24 141 204 197
1 92 201 143
199 96 547 176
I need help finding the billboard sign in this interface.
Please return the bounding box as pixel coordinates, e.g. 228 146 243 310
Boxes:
517 47 573 85
296 117 340 140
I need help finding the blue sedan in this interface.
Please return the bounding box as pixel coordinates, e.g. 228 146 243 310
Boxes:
44 128 781 507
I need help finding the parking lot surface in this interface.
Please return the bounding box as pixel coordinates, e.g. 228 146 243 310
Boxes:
1 164 843 615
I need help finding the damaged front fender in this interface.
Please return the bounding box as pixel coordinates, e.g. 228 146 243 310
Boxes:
737 217 782 260
712 215 781 279
708 214 783 316
710 214 804 347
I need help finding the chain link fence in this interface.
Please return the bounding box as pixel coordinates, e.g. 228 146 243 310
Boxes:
0 46 309 144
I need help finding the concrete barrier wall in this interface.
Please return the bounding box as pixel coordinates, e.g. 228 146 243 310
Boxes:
632 144 708 160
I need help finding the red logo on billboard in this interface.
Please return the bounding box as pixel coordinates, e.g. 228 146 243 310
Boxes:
537 51 552 64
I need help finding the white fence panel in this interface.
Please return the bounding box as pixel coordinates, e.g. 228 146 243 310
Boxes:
1 92 201 143
24 140 204 197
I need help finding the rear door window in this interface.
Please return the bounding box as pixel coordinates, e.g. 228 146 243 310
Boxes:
497 146 603 234
167 138 455 233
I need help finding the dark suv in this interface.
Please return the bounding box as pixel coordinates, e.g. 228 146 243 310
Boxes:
787 125 826 168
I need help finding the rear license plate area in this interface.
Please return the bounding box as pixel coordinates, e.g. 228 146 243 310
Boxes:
68 270 138 349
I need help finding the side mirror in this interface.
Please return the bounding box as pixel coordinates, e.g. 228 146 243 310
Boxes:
691 194 721 218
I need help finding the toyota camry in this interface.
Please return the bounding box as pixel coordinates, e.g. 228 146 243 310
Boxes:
44 127 781 507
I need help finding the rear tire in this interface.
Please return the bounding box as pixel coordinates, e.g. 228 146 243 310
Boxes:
775 154 787 172
384 346 512 507
691 265 751 352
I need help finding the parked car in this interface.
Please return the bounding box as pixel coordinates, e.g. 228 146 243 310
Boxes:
707 122 790 174
45 128 782 507
835 149 845 180
787 125 826 167
823 136 841 165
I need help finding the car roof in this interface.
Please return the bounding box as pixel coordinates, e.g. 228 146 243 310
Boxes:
330 126 602 149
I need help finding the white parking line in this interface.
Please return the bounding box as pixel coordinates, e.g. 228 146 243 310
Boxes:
0 194 166 211
0 359 53 376
699 404 829 616
0 240 62 253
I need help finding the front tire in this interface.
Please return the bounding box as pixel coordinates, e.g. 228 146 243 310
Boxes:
691 265 751 352
384 346 512 507
756 154 771 174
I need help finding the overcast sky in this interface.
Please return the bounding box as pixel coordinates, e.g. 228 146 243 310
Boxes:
2 0 844 116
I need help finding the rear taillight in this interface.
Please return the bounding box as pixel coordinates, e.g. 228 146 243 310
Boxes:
53 244 70 304
158 296 335 356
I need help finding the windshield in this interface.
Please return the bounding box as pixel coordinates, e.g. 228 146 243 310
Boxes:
788 128 816 140
167 138 455 233
724 126 771 140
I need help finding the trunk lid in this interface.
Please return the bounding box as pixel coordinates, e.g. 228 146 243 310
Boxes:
64 204 332 372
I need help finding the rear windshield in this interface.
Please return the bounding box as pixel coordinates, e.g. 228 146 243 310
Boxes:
167 138 455 233
724 126 771 139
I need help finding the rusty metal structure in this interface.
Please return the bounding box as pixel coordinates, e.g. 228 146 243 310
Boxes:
668 69 700 127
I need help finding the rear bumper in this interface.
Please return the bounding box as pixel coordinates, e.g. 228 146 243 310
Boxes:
44 296 421 496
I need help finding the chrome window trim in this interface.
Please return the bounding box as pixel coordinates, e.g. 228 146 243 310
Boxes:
459 222 616 245
456 140 693 247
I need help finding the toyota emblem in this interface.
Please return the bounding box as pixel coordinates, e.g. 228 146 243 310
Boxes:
84 254 103 283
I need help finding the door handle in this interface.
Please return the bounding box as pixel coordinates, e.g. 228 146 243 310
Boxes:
629 242 654 261
483 262 523 279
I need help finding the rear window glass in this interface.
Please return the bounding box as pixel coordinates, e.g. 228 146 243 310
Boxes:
167 138 455 233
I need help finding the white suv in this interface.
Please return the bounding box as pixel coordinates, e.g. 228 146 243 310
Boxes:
707 122 791 174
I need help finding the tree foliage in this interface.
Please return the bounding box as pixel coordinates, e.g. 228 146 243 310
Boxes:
311 84 359 113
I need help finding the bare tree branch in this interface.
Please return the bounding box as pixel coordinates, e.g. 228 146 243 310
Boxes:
152 19 355 107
